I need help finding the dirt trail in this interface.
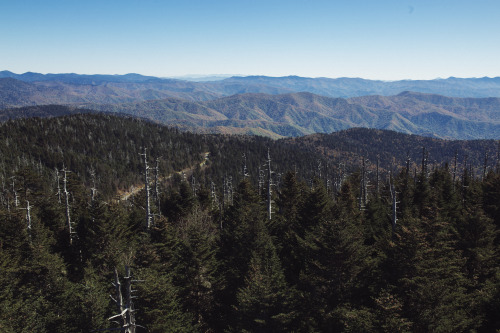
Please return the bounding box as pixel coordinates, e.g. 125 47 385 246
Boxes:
118 152 210 202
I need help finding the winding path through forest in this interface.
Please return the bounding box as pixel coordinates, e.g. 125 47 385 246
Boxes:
118 152 210 201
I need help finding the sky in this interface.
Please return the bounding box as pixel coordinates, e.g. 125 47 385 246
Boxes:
1 0 499 80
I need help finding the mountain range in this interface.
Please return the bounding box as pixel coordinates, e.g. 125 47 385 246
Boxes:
1 71 500 139
70 91 500 139
3 71 500 100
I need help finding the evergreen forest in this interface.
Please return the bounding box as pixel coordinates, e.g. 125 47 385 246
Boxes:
0 113 499 332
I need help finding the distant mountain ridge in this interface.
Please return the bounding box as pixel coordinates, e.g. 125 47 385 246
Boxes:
0 70 165 84
222 75 500 98
3 91 500 140
2 71 500 99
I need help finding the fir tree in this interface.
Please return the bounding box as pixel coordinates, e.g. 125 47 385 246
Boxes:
235 223 295 332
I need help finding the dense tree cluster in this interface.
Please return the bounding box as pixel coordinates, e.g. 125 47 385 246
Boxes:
286 128 499 176
0 114 329 200
0 114 499 332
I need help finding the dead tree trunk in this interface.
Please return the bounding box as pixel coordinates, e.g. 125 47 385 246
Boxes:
325 161 331 195
452 150 458 189
0 175 5 209
154 158 161 216
483 152 488 179
55 168 61 203
222 175 233 207
191 175 197 197
421 147 428 177
62 167 75 245
10 177 18 208
242 153 249 179
335 162 346 195
222 174 226 210
267 148 273 220
20 200 32 241
109 266 138 333
358 169 364 211
228 176 233 205
389 172 398 236
462 155 469 208
210 180 219 209
258 166 264 196
358 158 367 211
26 200 31 235
90 168 97 203
140 148 152 230
210 180 223 229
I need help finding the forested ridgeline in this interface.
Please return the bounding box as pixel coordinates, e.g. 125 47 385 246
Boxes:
285 128 500 176
0 113 336 199
0 113 499 332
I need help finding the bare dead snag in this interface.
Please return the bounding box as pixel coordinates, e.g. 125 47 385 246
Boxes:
107 266 143 333
267 148 274 220
139 148 152 230
61 166 75 245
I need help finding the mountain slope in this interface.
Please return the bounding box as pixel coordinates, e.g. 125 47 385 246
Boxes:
0 104 95 121
282 127 499 175
0 77 226 107
80 91 500 139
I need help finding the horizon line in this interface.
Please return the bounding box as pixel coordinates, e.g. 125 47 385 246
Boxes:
1 69 499 82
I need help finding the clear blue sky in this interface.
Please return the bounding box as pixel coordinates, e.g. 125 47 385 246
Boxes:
1 0 499 80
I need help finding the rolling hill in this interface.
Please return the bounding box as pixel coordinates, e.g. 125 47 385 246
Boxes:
2 92 500 139
283 127 499 176
79 91 500 139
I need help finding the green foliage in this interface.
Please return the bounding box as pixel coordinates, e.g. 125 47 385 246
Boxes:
135 267 197 333
0 114 499 332
171 207 218 330
299 178 372 332
235 226 295 332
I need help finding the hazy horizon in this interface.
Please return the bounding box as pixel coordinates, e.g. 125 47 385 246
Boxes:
3 69 500 82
